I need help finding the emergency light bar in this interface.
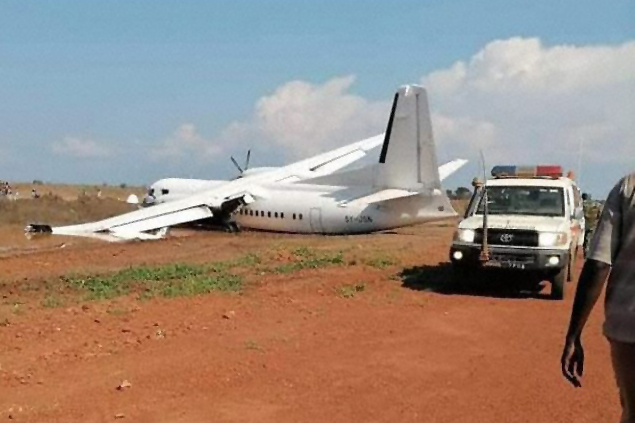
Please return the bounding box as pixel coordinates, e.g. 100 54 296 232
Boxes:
491 165 563 178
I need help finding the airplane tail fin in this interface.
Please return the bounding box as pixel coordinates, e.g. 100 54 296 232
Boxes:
374 85 441 191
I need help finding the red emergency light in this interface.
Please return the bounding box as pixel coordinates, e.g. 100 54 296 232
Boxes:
491 165 564 179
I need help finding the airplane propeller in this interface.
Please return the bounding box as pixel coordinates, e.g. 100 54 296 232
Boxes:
230 150 251 175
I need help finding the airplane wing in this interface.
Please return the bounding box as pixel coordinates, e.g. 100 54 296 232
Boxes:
26 134 384 241
439 159 468 181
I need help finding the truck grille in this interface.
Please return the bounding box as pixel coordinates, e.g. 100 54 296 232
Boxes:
475 229 539 247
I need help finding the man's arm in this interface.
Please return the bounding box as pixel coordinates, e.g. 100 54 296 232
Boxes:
561 259 611 387
565 259 611 340
561 178 624 387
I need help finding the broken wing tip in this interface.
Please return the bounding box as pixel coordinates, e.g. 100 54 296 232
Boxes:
25 224 53 234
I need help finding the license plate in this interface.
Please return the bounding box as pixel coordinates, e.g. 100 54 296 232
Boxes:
485 260 525 269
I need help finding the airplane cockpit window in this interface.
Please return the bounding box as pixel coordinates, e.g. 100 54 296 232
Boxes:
148 188 155 196
161 189 169 195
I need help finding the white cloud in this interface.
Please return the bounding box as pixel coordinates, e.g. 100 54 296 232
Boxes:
155 76 390 163
422 37 635 166
152 123 223 161
253 76 389 157
52 136 112 158
153 37 635 174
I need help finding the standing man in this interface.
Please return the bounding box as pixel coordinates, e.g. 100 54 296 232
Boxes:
583 197 602 256
561 173 635 422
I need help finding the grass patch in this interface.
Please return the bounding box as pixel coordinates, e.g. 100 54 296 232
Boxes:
11 303 25 315
271 248 345 274
41 295 65 308
364 256 399 269
59 262 243 301
106 307 130 316
245 339 264 352
18 281 42 292
336 283 366 299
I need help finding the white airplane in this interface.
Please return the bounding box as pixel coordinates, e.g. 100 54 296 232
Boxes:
27 85 466 241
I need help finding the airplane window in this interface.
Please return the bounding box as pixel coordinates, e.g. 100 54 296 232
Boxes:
274 212 279 218
260 211 264 217
281 213 284 219
268 211 271 218
293 213 296 220
161 189 169 195
249 210 253 216
299 213 303 220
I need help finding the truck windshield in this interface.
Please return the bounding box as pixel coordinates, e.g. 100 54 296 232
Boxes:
475 186 565 217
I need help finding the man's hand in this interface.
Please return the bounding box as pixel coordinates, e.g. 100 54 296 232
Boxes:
561 336 584 387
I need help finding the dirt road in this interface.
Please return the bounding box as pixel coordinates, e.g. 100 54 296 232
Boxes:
0 224 619 422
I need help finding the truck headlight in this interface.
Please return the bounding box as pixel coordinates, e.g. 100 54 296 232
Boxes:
539 232 568 247
456 229 476 243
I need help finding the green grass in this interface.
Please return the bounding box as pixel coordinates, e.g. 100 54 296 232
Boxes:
336 283 366 298
106 307 130 316
21 248 363 307
41 295 65 308
60 262 243 301
245 339 264 351
270 248 345 274
11 303 24 315
364 256 399 269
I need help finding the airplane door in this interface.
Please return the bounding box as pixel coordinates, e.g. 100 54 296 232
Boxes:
309 208 324 234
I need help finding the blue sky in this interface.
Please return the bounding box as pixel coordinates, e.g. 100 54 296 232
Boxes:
1 0 633 196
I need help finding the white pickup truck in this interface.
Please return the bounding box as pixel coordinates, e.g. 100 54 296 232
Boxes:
450 165 585 300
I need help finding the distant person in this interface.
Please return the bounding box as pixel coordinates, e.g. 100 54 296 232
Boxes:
561 173 635 423
583 198 604 257
31 189 40 199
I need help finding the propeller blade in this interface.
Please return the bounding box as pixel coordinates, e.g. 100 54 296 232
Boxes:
244 149 251 171
230 156 243 173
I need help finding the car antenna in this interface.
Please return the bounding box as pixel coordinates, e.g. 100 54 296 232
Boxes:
479 150 490 263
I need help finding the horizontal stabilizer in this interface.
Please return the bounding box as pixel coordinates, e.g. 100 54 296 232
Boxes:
339 189 421 207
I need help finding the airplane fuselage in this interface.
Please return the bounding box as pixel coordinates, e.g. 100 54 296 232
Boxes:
233 183 456 234
147 179 457 234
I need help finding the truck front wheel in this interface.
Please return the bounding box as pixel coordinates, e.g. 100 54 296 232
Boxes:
568 249 576 281
551 264 568 300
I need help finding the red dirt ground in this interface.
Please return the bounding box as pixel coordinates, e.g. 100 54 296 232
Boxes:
0 223 620 422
